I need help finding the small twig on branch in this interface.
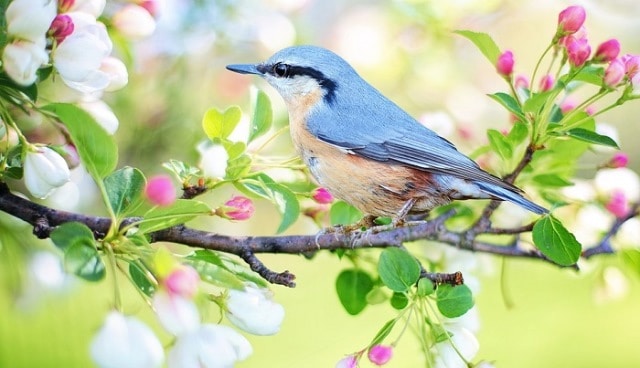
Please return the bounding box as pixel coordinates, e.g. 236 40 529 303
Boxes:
238 249 296 287
582 202 640 259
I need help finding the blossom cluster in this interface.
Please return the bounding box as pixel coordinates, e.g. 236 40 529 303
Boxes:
1 0 157 199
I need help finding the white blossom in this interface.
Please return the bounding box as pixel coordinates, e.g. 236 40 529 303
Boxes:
53 12 113 93
433 327 480 368
198 141 228 179
2 40 48 86
100 56 129 92
594 168 640 202
153 290 200 336
6 0 56 43
90 311 164 368
226 283 285 335
112 4 157 40
167 324 252 368
24 146 71 199
63 0 106 17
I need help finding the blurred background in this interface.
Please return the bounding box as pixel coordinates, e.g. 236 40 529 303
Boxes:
1 0 640 366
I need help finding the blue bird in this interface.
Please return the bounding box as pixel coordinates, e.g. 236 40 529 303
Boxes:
227 45 547 222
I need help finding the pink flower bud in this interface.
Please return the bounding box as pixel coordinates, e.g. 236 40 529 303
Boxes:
165 265 200 299
605 190 630 218
557 5 586 35
59 0 75 12
496 50 514 77
60 144 80 169
139 0 159 17
604 59 625 87
539 74 554 91
368 345 393 366
594 39 620 63
49 14 74 44
336 355 358 368
311 187 334 204
560 97 577 114
145 175 177 206
608 152 629 168
514 75 529 90
221 196 255 221
566 36 591 68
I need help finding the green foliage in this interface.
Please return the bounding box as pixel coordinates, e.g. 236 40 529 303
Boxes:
488 92 524 120
417 278 435 296
51 222 105 281
186 250 268 289
129 261 156 296
370 319 397 347
335 269 374 315
564 128 619 148
249 89 273 142
378 248 421 292
533 215 581 266
330 201 362 226
202 106 242 140
137 199 212 234
239 173 300 233
390 292 409 310
104 167 146 218
436 284 474 318
42 103 117 180
454 30 501 64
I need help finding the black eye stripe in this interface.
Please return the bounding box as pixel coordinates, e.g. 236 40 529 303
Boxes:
263 63 338 105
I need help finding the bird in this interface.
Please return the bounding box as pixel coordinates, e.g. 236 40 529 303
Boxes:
226 45 547 223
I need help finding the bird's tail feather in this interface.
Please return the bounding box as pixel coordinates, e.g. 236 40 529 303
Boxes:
475 182 548 215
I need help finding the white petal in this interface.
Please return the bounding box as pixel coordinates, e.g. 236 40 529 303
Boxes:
153 291 200 336
78 99 119 134
6 0 56 42
167 324 252 368
197 142 228 179
226 283 285 335
594 168 640 201
24 147 71 199
69 0 106 17
100 57 129 91
2 40 48 86
112 4 156 40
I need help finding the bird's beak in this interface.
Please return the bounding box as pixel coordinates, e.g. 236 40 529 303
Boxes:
226 63 262 75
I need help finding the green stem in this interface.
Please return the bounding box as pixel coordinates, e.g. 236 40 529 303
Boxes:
105 243 122 312
531 43 556 91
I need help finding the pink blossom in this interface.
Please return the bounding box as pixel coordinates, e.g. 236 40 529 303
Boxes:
221 196 255 221
539 74 554 91
312 187 334 204
560 97 577 114
623 54 640 78
594 39 620 63
496 50 514 77
605 190 630 218
336 355 358 368
49 14 74 44
165 266 200 299
368 345 393 366
557 5 586 35
139 0 159 17
608 152 629 168
566 36 591 68
604 59 625 87
145 175 177 206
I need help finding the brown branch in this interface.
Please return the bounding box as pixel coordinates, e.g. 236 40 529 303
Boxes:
582 202 640 258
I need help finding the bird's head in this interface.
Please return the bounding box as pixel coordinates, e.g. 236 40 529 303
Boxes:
226 45 358 106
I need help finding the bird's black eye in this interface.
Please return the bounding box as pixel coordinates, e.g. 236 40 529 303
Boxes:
272 63 290 78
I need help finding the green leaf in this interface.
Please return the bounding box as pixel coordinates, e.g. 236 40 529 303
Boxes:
390 292 409 310
487 129 513 161
64 241 105 281
506 122 529 146
330 201 362 226
533 174 573 187
370 319 397 346
42 103 117 179
51 222 95 251
188 258 244 289
621 249 640 277
417 278 435 296
563 65 604 86
335 269 374 315
488 92 524 119
532 215 581 266
138 199 211 234
249 89 273 142
202 106 242 140
378 247 420 292
186 250 268 288
523 91 553 114
454 30 501 65
241 177 300 233
129 262 156 296
104 167 146 217
225 154 252 180
566 128 619 148
436 284 474 318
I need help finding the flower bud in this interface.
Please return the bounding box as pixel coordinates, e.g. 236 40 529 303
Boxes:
7 0 57 43
2 40 48 86
145 175 177 207
49 14 75 44
24 146 71 199
312 187 334 204
605 190 630 218
624 54 640 78
594 39 620 63
90 311 164 368
226 283 285 335
557 5 586 35
368 345 393 366
336 355 358 368
140 0 160 17
165 265 200 299
112 4 156 40
219 196 255 221
560 97 577 114
608 152 629 168
197 142 228 179
495 50 514 77
604 59 625 87
539 74 554 91
60 144 81 169
167 324 252 368
566 36 591 68
514 75 529 90
101 57 129 92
